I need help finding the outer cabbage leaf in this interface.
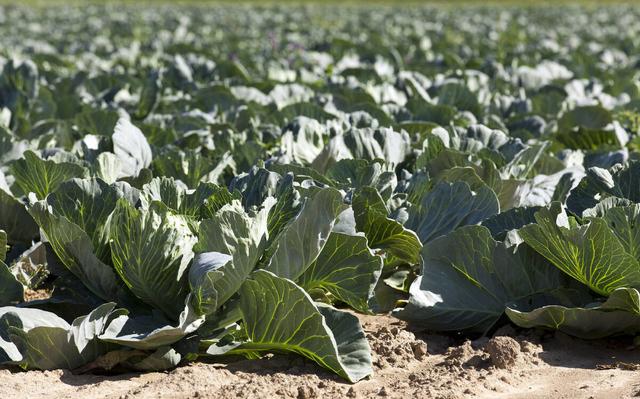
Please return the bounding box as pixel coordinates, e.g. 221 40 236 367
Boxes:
112 118 152 178
11 150 86 199
130 346 181 371
99 299 204 350
352 187 421 266
0 189 38 245
152 148 231 188
506 288 640 339
134 70 160 120
406 181 499 244
298 232 382 313
47 178 125 262
519 203 640 296
265 174 301 239
599 205 640 259
29 201 126 303
140 177 236 218
327 160 397 199
0 230 5 262
0 260 22 305
265 188 347 280
567 162 640 217
313 127 410 172
0 303 123 370
235 270 372 383
482 206 542 240
189 200 270 315
280 116 327 165
229 166 281 209
556 106 628 150
394 225 581 333
93 152 122 184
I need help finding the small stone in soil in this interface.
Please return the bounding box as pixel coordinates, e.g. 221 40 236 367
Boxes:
411 341 428 360
297 386 316 399
486 336 521 369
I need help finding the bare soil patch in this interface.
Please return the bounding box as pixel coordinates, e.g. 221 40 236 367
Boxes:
1 314 639 399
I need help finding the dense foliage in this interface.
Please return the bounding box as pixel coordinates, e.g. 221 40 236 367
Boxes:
1 3 640 380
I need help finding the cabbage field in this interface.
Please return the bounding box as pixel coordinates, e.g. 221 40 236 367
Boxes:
0 2 640 392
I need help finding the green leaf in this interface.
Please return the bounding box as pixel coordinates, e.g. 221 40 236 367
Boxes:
229 166 281 209
458 124 510 155
436 161 520 211
556 106 627 150
112 118 152 178
139 177 188 212
394 225 579 333
406 181 499 244
140 177 238 220
189 252 232 315
74 108 119 136
0 230 6 262
550 172 577 204
0 189 38 245
47 178 126 263
437 82 481 116
93 152 122 184
481 206 542 240
316 303 373 382
0 307 69 364
110 200 196 319
520 204 640 296
280 117 327 165
98 300 204 350
199 186 241 220
408 101 456 125
268 163 336 187
313 127 410 172
600 205 640 259
190 201 270 315
69 303 127 358
134 70 160 120
280 103 337 124
298 232 382 313
0 126 27 166
152 148 230 188
130 346 181 371
0 260 23 305
11 150 86 200
119 168 153 189
29 200 127 303
327 160 397 199
236 270 372 382
265 188 347 280
567 162 640 217
352 187 421 266
0 303 122 370
506 288 640 339
266 174 302 239
502 142 548 180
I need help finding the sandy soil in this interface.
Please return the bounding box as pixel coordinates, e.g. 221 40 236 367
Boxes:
1 314 639 399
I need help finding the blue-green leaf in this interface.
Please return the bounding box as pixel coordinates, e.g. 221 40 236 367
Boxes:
236 270 372 382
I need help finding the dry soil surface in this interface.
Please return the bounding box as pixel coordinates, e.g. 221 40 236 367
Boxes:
1 314 639 399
